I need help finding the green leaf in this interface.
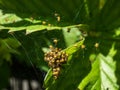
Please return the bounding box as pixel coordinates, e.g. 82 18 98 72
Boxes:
85 0 99 20
113 27 120 37
95 0 120 31
43 68 53 89
44 39 85 90
0 0 120 33
11 32 49 70
78 45 119 90
0 12 88 34
0 11 22 24
0 0 87 22
63 27 83 47
0 38 20 64
0 0 89 34
64 39 85 55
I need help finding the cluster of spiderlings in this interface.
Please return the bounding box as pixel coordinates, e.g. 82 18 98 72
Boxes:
44 46 68 79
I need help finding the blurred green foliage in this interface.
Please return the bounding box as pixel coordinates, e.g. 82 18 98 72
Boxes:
0 0 120 90
0 30 20 89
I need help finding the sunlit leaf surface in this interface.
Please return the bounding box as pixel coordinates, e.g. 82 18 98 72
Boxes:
78 45 119 90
